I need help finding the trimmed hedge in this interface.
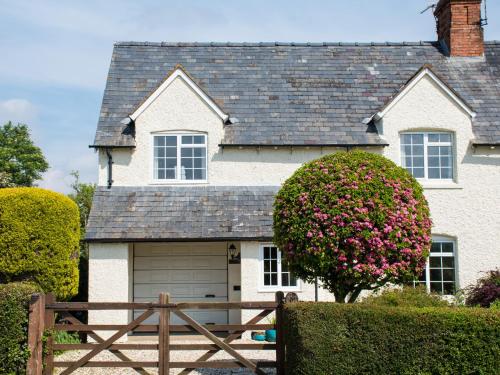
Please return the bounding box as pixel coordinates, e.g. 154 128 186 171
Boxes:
284 302 500 375
0 187 80 299
0 282 41 375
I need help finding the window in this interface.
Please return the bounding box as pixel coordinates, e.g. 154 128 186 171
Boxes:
401 132 454 180
416 237 456 295
153 134 207 181
260 245 299 290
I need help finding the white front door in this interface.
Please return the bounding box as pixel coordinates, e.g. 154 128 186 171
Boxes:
133 243 228 325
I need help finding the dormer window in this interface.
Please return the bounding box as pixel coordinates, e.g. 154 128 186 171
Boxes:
400 132 454 180
153 134 207 182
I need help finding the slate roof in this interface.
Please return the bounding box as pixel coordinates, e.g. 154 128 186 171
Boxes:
85 186 278 241
93 41 500 147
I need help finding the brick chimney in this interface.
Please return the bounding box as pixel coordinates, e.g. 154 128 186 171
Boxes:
434 0 484 56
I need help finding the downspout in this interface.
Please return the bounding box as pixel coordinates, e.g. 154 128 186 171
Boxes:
105 148 113 189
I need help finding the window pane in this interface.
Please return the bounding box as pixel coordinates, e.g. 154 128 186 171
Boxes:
428 168 440 179
166 159 176 168
413 145 424 156
166 148 176 157
289 275 297 286
443 283 455 295
182 158 193 168
402 134 412 144
440 134 451 142
193 169 204 180
194 135 205 144
412 134 424 144
428 156 439 167
430 269 442 281
443 269 455 282
194 148 204 157
442 257 454 268
271 260 277 272
442 243 453 253
271 274 278 285
431 243 442 253
181 135 193 144
440 146 451 156
157 170 165 179
441 168 452 179
271 247 277 259
156 148 165 157
264 274 270 286
428 146 439 156
413 168 425 178
181 148 192 157
282 273 289 286
165 169 175 179
430 257 441 268
264 261 270 272
413 157 424 168
428 134 440 142
264 247 270 259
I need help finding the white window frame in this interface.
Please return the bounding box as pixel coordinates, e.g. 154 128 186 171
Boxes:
417 236 457 295
258 244 301 292
151 133 208 184
400 131 455 182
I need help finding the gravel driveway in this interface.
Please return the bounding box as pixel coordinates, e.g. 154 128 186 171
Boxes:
54 337 276 375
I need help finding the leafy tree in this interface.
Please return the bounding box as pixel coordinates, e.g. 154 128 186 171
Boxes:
68 171 96 303
0 122 49 186
273 151 432 303
0 171 14 188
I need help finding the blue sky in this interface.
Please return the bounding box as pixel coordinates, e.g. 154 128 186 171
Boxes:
1 0 498 193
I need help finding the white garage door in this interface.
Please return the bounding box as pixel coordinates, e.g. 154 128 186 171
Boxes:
133 243 228 325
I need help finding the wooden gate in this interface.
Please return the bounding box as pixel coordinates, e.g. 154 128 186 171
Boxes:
26 292 291 374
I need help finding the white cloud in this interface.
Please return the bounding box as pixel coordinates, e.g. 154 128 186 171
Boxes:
0 98 38 125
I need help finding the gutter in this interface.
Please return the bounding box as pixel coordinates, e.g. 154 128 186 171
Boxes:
85 236 274 243
105 148 113 189
218 143 389 149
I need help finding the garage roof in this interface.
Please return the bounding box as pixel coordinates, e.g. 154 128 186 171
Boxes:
85 186 278 242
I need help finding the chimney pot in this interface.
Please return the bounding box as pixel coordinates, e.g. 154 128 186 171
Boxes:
434 0 484 57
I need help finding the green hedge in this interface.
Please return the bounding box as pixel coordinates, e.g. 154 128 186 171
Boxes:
0 282 41 375
0 187 80 299
284 302 500 375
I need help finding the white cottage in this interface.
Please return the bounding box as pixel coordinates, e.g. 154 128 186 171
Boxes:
86 0 500 331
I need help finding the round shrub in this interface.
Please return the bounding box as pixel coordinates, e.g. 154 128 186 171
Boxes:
274 151 432 302
0 282 42 374
0 188 80 299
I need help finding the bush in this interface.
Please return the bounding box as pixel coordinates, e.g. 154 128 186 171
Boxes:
274 151 432 302
361 285 449 308
0 282 42 375
465 269 500 308
284 302 500 375
0 188 80 300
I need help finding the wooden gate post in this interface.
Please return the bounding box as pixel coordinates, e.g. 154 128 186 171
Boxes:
27 293 45 375
275 291 285 375
159 293 170 375
43 293 55 375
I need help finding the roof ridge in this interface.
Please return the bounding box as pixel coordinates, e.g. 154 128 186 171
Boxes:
114 41 440 47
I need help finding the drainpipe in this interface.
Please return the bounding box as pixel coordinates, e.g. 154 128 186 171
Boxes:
105 148 113 189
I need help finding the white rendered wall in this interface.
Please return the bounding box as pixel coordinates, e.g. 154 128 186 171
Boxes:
379 74 500 289
88 243 132 340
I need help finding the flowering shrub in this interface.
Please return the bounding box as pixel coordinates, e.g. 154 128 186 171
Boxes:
273 151 432 302
465 269 500 307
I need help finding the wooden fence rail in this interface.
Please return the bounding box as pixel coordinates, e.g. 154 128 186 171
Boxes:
26 291 292 375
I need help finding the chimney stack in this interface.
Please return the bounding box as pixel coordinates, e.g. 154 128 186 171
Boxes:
434 0 484 57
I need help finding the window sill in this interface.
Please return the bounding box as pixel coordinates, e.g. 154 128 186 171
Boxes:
257 287 302 293
420 182 463 190
149 180 208 185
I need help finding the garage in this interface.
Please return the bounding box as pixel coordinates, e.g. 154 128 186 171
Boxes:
133 242 228 325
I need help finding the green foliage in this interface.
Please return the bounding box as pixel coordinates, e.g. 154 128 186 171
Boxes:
284 302 500 375
361 286 450 308
0 187 80 299
53 331 80 355
0 282 42 375
67 171 95 303
0 122 49 186
0 171 15 188
274 150 432 302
